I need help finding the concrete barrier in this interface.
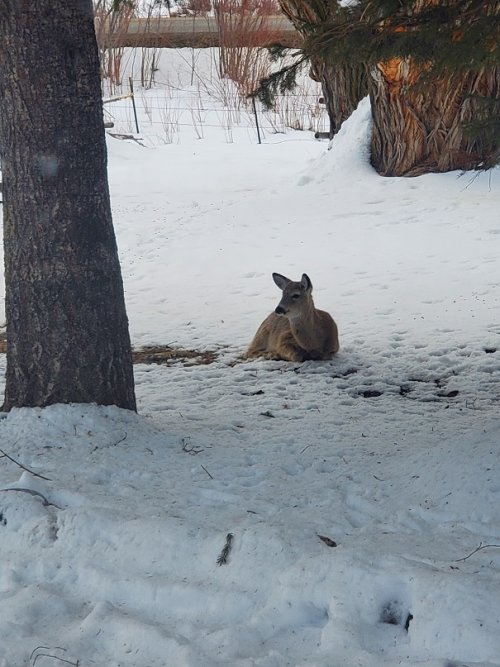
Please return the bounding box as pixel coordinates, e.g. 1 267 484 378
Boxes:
101 15 302 49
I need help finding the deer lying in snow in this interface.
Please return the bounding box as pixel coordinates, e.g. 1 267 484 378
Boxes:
245 273 339 362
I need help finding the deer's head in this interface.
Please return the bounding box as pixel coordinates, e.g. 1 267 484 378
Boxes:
273 273 313 317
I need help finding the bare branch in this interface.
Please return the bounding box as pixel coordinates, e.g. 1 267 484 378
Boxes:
182 438 204 455
0 449 51 481
201 464 214 479
1 487 61 509
454 542 500 562
30 646 79 666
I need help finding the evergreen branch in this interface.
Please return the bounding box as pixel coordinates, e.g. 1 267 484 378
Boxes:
301 0 499 72
217 532 234 566
249 55 308 109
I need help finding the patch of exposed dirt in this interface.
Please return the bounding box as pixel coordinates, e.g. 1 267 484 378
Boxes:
132 345 218 366
0 336 218 366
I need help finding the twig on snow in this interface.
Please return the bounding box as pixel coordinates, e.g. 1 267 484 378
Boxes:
454 542 500 562
30 646 79 666
1 487 61 509
0 448 51 481
318 534 337 548
182 438 204 455
201 464 214 480
111 433 128 447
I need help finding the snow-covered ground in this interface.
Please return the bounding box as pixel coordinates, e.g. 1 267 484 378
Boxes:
0 50 499 667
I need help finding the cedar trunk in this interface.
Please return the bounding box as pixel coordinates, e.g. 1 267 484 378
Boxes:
310 60 368 136
0 0 136 411
279 0 367 136
370 61 500 176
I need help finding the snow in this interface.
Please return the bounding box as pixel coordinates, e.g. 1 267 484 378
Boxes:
0 49 499 667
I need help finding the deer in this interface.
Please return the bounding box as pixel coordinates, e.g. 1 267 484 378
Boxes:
245 273 339 362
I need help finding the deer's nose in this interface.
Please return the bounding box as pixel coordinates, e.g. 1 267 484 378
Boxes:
275 305 286 315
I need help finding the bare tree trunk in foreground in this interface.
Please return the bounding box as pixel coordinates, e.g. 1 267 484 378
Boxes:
0 0 136 411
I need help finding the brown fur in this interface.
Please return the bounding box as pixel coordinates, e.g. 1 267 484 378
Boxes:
245 273 339 362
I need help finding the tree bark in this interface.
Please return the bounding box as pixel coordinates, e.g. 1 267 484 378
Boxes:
369 60 500 176
309 60 368 137
0 0 136 411
279 0 367 136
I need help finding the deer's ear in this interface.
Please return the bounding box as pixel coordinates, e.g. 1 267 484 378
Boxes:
301 274 312 291
273 273 291 290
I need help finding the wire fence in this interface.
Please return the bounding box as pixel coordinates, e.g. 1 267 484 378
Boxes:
103 84 330 142
99 42 331 142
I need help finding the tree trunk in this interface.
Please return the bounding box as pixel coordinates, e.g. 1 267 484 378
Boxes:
309 60 368 137
0 0 136 411
279 0 367 136
369 60 500 176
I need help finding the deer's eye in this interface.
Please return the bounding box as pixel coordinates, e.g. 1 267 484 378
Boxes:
291 293 300 300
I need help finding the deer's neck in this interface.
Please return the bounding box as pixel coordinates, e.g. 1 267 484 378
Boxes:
288 300 319 348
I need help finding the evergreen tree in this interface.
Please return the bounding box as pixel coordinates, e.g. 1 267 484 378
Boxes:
253 1 367 137
279 0 368 137
307 0 499 174
259 0 499 174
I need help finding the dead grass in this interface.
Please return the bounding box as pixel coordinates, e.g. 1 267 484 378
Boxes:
94 0 135 89
216 0 282 97
132 345 218 366
0 336 218 367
